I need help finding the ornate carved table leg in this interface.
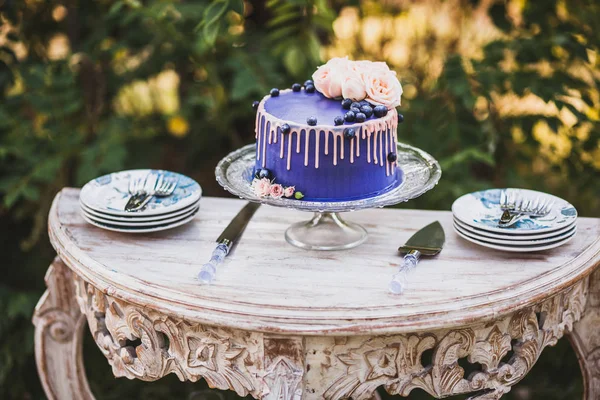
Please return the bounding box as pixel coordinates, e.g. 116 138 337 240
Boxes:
569 270 600 400
304 278 589 400
262 336 304 400
32 257 94 400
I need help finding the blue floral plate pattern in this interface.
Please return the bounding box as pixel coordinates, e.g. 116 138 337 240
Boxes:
80 169 202 217
452 188 577 235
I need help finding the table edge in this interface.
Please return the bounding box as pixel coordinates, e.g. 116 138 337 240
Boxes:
48 188 600 336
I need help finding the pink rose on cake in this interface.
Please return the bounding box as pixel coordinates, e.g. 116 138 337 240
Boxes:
347 60 367 79
341 71 366 101
312 57 349 99
269 183 284 199
283 186 295 198
312 58 402 109
363 68 403 109
252 178 271 197
349 60 390 78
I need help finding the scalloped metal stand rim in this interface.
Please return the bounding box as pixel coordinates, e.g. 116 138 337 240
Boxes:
215 142 442 213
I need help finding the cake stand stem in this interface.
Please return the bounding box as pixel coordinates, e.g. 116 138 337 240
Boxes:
284 212 368 250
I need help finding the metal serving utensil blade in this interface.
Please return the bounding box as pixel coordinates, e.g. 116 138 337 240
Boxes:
398 221 445 255
391 221 445 294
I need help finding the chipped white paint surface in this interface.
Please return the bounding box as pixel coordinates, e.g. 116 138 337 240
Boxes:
33 188 600 399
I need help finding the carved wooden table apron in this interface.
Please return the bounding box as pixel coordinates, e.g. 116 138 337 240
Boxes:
34 189 600 400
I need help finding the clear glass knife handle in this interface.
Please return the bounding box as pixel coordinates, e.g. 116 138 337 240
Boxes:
198 242 230 284
389 250 421 294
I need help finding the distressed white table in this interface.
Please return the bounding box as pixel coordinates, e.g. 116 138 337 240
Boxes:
34 189 600 400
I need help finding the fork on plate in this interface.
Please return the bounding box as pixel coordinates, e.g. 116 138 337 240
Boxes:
125 173 178 212
498 190 553 228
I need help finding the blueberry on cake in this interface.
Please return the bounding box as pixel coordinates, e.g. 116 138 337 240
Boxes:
252 57 404 201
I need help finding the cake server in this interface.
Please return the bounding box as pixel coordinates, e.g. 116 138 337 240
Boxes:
389 221 445 294
198 202 261 284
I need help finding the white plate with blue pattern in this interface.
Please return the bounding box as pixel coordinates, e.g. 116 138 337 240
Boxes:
452 188 577 234
82 205 200 227
454 222 576 252
453 221 576 246
80 169 202 217
81 207 199 233
81 199 200 222
453 216 576 241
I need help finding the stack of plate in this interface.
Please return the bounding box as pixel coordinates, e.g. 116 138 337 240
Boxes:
80 169 202 233
452 188 577 252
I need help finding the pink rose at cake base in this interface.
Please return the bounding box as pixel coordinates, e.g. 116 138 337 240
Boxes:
283 186 295 198
251 178 271 198
269 184 284 199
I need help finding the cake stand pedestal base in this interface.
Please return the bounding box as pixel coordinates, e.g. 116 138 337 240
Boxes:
216 142 442 250
284 212 368 250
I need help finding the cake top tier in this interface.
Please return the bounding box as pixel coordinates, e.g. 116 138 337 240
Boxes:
264 90 383 127
255 58 403 129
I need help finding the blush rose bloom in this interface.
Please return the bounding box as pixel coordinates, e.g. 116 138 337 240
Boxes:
349 60 389 79
341 71 366 101
253 178 271 197
364 69 403 109
270 183 284 199
312 57 349 99
283 186 295 198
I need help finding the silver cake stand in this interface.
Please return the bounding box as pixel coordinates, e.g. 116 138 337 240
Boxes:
215 143 441 250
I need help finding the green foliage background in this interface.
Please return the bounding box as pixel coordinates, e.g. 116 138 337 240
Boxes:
0 0 598 398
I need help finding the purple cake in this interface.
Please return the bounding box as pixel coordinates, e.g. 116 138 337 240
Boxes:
252 58 404 201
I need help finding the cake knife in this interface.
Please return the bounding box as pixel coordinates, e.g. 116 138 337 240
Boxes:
389 221 445 294
198 202 261 284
